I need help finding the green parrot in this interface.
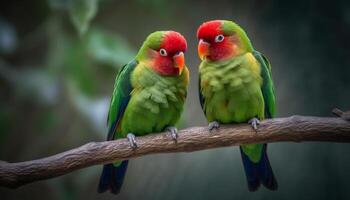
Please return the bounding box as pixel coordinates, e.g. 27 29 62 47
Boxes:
98 31 189 194
197 20 277 191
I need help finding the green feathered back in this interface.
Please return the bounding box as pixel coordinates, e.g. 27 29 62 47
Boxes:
253 51 276 118
106 60 138 140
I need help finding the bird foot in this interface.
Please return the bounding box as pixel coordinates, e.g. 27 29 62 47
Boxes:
248 118 260 132
208 121 220 132
165 126 178 141
127 133 137 149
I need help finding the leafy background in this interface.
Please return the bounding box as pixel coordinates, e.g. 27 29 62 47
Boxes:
1 0 350 199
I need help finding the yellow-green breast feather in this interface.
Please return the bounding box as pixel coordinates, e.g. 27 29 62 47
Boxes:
116 62 189 138
199 52 264 123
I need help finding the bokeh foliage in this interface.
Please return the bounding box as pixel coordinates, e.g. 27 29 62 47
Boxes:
1 0 350 200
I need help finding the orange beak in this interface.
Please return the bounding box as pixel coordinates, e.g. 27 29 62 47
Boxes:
198 39 210 60
173 51 185 75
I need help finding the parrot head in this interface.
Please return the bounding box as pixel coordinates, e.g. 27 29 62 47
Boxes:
197 20 253 61
136 31 187 76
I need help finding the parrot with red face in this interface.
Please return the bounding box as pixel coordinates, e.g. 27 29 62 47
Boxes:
98 31 189 194
197 20 277 191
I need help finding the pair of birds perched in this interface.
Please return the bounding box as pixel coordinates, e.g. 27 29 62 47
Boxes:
98 20 277 194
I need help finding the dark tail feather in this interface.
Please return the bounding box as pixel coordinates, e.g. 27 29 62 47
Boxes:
98 160 129 194
240 144 277 191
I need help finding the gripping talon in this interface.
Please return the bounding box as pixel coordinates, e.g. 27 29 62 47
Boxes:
127 133 137 149
166 126 178 141
208 121 220 132
248 118 260 132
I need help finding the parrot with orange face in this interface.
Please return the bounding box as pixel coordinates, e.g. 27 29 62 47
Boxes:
197 20 277 191
98 31 189 194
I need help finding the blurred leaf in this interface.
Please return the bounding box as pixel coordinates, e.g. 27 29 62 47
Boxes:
45 17 97 96
18 70 60 104
136 0 166 8
38 111 57 133
67 82 109 135
87 28 136 67
69 0 98 35
0 61 60 105
63 40 97 96
46 16 68 71
0 18 17 55
48 0 71 10
135 0 177 16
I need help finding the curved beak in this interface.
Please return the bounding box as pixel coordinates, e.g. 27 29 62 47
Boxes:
198 39 210 60
173 51 185 75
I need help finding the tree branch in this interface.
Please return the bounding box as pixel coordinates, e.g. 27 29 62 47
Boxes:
1 115 350 189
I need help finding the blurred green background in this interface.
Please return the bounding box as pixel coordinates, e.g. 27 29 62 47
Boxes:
1 0 350 199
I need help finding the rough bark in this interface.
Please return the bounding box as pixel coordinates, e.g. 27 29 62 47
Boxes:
1 116 350 189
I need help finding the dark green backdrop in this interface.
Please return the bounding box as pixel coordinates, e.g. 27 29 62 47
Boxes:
1 0 350 199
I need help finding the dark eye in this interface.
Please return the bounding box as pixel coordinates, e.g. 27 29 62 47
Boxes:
174 51 183 56
215 34 224 43
159 48 167 56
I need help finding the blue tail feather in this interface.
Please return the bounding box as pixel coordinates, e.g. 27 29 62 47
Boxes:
98 160 129 194
240 144 277 191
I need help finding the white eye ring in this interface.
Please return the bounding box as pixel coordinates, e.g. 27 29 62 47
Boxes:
175 51 183 56
159 48 167 56
215 34 224 43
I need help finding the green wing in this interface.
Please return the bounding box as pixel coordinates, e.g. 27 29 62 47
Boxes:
198 76 205 112
107 60 138 140
253 51 276 118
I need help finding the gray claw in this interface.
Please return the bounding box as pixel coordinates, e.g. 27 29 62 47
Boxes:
248 118 260 132
127 133 137 149
208 121 220 132
166 126 178 141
